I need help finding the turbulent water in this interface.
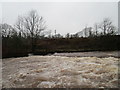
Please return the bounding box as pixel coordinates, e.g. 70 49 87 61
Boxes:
2 55 119 88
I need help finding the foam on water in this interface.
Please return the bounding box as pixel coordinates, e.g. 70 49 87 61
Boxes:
2 56 119 88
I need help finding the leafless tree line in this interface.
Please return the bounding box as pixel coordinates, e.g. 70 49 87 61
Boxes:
1 10 118 38
75 18 117 38
1 10 118 52
1 10 46 38
1 10 47 52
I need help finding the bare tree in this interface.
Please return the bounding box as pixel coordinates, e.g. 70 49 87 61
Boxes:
1 23 15 37
65 33 70 38
24 10 46 38
15 16 28 38
84 26 87 37
88 29 92 37
94 23 98 36
15 10 46 52
99 18 116 35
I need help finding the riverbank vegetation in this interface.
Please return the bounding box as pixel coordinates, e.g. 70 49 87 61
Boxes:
1 10 120 58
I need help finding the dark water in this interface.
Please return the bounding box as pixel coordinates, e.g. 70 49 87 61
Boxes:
3 51 120 59
53 51 120 58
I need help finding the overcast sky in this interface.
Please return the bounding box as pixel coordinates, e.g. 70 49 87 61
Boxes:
1 2 118 35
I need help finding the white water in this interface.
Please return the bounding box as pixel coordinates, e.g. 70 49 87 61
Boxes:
2 56 119 88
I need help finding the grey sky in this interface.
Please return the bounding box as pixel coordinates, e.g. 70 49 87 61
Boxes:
2 2 118 35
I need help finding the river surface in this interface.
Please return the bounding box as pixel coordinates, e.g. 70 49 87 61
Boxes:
53 51 120 58
2 51 119 88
